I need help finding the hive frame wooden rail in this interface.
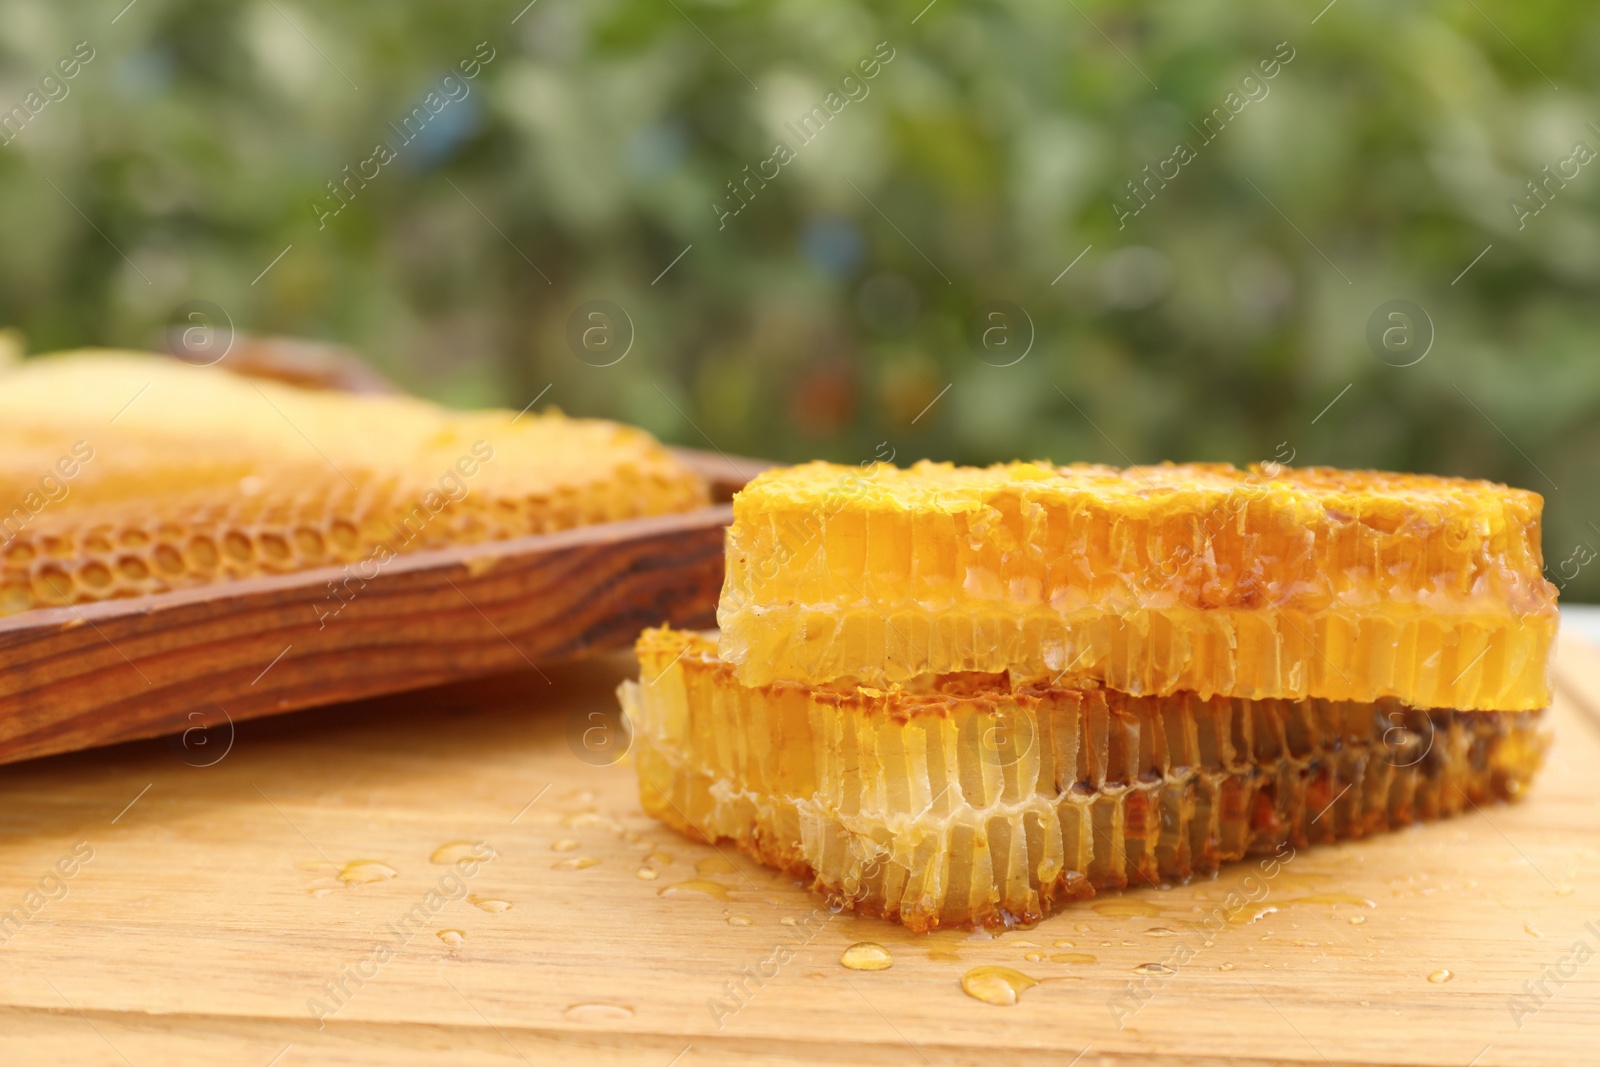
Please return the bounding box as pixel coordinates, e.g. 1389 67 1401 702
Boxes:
0 448 764 767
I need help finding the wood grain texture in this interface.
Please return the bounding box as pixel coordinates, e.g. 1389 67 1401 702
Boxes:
0 629 1596 1067
0 505 731 767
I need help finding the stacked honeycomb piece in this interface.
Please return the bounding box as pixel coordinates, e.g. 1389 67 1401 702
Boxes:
0 351 709 614
623 460 1556 930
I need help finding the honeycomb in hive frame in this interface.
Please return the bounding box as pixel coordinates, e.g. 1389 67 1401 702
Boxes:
717 460 1560 712
624 628 1548 932
0 351 708 614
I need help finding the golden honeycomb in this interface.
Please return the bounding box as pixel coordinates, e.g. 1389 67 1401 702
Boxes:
625 627 1547 932
718 460 1559 711
0 351 708 614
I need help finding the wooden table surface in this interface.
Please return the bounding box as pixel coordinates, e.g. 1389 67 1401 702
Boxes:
2 632 1598 1067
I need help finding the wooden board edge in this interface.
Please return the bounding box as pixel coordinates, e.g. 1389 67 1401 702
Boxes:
0 505 734 766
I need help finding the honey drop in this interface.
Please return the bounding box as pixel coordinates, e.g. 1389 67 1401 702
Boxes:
1092 899 1163 918
840 942 893 971
658 879 731 901
961 966 1038 1006
431 841 490 865
468 895 512 913
337 861 398 885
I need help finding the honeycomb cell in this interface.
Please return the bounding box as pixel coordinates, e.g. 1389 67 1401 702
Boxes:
222 532 254 564
78 561 113 591
152 544 184 576
188 537 219 571
259 533 291 564
328 521 360 554
32 565 72 605
293 528 326 559
626 628 1549 932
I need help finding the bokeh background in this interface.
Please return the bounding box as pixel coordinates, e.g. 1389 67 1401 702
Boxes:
1 0 1596 597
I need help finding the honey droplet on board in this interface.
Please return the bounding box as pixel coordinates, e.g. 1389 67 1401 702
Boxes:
659 879 731 901
430 841 491 865
1349 915 1367 925
930 947 962 962
564 1003 635 1023
553 857 601 871
552 839 580 852
1092 899 1163 918
1428 969 1454 984
1219 962 1235 971
1144 927 1178 937
1227 903 1278 926
961 966 1038 1006
1054 953 1096 965
1229 894 1374 926
1556 884 1574 896
468 895 512 913
1024 951 1045 963
1290 893 1376 908
1525 921 1544 938
636 867 659 880
337 861 398 885
1133 963 1175 975
727 916 752 926
1053 940 1076 949
840 942 893 971
780 917 799 927
645 851 673 866
696 856 737 877
437 930 465 948
1074 923 1091 932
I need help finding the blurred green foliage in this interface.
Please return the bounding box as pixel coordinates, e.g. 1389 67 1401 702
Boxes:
1 0 1597 596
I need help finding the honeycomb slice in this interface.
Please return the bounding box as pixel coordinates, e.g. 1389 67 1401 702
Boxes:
718 460 1559 711
0 351 708 614
625 627 1547 932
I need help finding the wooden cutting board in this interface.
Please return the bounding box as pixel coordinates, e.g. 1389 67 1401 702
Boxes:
1 633 1596 1067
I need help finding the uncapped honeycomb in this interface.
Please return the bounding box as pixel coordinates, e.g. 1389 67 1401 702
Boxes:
718 460 1559 712
625 627 1547 932
0 351 709 614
